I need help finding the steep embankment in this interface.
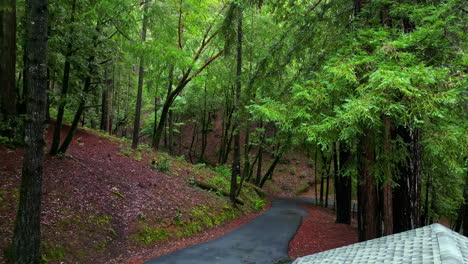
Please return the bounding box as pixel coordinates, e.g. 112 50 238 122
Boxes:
0 123 265 263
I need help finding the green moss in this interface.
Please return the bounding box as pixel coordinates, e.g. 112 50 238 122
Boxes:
135 225 172 245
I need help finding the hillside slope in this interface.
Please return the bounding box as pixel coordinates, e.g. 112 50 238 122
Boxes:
0 123 265 263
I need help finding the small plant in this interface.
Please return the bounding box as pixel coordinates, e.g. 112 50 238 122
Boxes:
187 176 195 185
252 198 266 210
134 151 142 161
42 242 66 261
176 155 186 161
150 156 171 173
118 145 133 157
289 167 297 175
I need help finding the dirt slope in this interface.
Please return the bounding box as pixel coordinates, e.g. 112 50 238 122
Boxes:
0 123 263 263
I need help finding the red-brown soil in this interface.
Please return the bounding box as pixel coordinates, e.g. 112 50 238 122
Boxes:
288 204 358 260
0 122 264 263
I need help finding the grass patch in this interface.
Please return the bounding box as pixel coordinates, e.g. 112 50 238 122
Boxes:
42 242 66 262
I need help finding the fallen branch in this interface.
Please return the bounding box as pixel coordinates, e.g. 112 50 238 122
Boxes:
245 183 266 197
192 180 244 205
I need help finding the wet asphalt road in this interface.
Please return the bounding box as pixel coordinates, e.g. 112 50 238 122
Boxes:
143 197 314 264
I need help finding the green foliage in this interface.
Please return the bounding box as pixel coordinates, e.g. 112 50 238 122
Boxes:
206 165 232 192
151 156 171 173
251 198 266 211
42 242 66 262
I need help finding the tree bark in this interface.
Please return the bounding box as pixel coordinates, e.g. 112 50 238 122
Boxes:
358 132 380 241
0 0 17 138
230 6 242 205
100 67 111 132
382 115 393 235
314 147 318 203
393 126 422 233
335 143 352 224
259 152 282 188
12 0 48 262
57 67 92 154
132 0 149 149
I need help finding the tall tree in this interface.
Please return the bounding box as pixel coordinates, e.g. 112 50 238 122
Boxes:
11 0 48 262
49 0 76 155
230 5 242 205
132 0 149 149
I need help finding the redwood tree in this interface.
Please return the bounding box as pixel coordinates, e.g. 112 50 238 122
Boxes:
11 0 48 262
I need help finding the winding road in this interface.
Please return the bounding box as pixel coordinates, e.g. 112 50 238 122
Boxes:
144 197 315 264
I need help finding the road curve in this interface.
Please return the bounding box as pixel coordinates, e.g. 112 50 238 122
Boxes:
144 198 314 264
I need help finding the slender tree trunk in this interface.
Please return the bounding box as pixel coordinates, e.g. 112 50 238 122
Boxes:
168 110 174 154
422 174 431 226
314 146 318 204
218 99 233 164
221 108 235 164
382 115 393 235
393 126 422 233
132 0 149 149
57 70 92 154
230 6 242 205
50 0 76 155
0 0 17 138
198 82 209 161
100 67 111 132
12 0 48 262
188 123 197 163
335 143 352 224
259 152 282 188
462 179 468 237
319 151 326 204
241 123 250 177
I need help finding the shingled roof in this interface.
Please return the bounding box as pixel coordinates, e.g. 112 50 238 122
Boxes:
293 224 468 264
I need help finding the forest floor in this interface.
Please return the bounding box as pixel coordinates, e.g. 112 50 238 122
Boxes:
0 121 358 263
288 203 358 259
0 122 267 263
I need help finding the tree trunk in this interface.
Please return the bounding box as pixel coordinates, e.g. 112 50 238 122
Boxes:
259 152 282 188
50 0 76 155
358 132 380 241
57 70 92 154
168 110 174 154
314 146 318 204
325 162 330 208
12 0 48 262
0 0 17 138
393 126 422 233
218 101 234 164
335 143 352 224
198 82 209 161
188 123 197 163
382 115 393 235
230 6 242 205
132 0 149 149
463 185 468 237
100 67 111 132
319 150 325 204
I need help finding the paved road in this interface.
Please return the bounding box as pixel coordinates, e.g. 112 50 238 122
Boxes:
144 198 314 264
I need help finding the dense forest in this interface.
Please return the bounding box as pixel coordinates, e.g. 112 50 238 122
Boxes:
0 0 467 262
